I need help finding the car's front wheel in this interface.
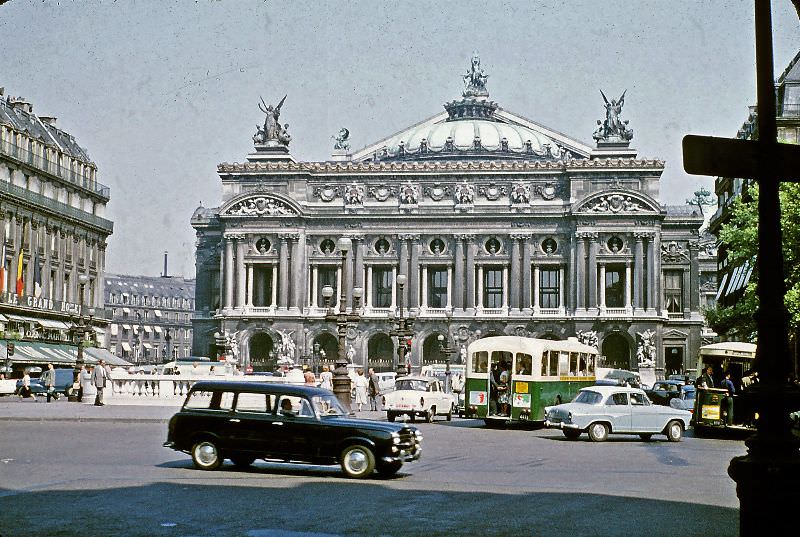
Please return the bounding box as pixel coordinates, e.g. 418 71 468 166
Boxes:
191 439 223 470
376 460 402 477
446 404 453 421
588 422 609 442
666 420 683 442
426 406 435 423
340 445 376 478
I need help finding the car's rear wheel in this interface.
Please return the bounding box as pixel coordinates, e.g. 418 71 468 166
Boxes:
588 422 609 442
426 407 435 423
230 455 256 468
386 412 396 422
666 420 683 442
639 433 653 441
376 460 402 477
340 445 375 478
191 439 222 470
563 429 581 440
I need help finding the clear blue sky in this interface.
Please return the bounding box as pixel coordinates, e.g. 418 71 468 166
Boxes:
1 0 799 277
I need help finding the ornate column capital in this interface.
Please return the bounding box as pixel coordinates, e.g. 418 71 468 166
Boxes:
575 231 598 240
509 233 532 241
453 233 476 241
634 231 655 240
278 232 300 241
397 233 421 241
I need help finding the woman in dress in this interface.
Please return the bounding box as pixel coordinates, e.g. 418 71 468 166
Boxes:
319 365 333 391
354 369 369 412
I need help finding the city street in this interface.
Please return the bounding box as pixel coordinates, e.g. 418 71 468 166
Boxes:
0 401 743 537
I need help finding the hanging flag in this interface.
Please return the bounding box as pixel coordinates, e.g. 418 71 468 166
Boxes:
15 248 23 296
0 239 6 294
33 252 42 298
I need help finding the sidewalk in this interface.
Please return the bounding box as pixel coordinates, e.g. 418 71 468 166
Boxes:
0 397 387 423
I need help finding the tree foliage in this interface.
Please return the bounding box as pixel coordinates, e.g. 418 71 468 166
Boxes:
704 183 800 340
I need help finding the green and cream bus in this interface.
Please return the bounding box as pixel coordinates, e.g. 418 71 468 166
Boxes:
464 336 598 426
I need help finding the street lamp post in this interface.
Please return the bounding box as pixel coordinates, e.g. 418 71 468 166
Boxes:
164 328 172 363
322 237 363 412
70 274 90 402
437 310 454 393
302 328 310 370
313 342 321 376
389 274 415 377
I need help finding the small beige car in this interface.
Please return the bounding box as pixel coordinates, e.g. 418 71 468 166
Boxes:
383 376 457 422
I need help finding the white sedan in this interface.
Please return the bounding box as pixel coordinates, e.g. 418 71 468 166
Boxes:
383 376 457 422
544 385 692 442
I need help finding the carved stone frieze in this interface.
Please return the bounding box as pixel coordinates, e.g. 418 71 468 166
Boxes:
368 184 397 202
343 182 365 205
478 183 505 201
455 181 476 204
661 241 690 263
398 182 419 205
453 233 476 241
313 184 342 202
533 181 559 200
584 193 646 213
510 182 531 204
397 233 421 241
226 196 297 216
575 231 598 239
424 183 451 201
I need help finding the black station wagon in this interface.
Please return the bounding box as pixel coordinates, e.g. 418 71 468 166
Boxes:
164 381 422 478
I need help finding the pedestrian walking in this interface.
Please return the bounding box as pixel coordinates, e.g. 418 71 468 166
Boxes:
368 367 381 411
354 369 369 412
42 363 59 402
319 365 333 391
304 368 317 386
91 359 108 406
722 371 736 425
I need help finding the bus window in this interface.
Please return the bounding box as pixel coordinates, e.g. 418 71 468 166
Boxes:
549 351 558 377
586 354 595 375
578 353 588 376
569 352 580 375
516 353 532 375
473 351 489 373
541 352 548 376
559 351 570 376
491 351 513 370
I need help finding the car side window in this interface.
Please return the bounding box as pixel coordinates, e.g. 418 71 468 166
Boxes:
219 391 235 411
236 392 271 413
278 396 314 418
630 392 648 406
610 393 629 406
184 390 214 409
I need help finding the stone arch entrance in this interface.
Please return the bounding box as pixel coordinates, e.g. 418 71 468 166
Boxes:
249 332 275 372
422 333 446 364
368 333 394 372
601 333 631 369
312 332 338 371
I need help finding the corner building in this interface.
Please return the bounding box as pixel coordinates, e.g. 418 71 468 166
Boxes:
192 59 707 377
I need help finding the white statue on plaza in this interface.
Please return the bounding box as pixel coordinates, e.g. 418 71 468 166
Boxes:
224 330 239 362
576 330 598 350
346 345 356 363
277 329 296 361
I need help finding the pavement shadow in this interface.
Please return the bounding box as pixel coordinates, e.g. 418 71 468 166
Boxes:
0 480 738 537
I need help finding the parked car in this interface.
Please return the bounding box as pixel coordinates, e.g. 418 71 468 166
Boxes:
163 381 422 478
382 376 457 422
15 368 75 397
646 380 696 413
544 385 692 442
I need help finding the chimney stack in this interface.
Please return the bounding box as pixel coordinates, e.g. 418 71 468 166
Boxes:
39 116 57 127
162 251 169 278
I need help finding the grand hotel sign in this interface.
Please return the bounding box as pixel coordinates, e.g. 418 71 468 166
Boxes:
0 292 83 315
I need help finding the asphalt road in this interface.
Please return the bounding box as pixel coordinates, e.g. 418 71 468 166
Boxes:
0 409 744 537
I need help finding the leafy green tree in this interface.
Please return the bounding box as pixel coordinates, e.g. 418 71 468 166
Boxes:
705 182 800 341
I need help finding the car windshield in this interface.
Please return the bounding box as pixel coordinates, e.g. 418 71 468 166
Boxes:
395 379 429 391
683 388 696 400
313 394 347 417
573 390 603 405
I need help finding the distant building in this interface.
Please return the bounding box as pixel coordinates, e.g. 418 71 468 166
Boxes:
104 271 195 365
710 51 800 311
0 88 117 374
192 56 709 377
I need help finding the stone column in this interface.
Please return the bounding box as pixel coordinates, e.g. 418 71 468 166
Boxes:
236 237 247 308
533 264 540 312
224 236 234 309
390 266 397 309
247 265 254 306
278 235 290 309
599 263 606 309
575 233 587 310
477 265 484 309
502 266 509 310
682 268 690 315
689 240 700 312
409 236 421 309
447 264 453 309
522 236 532 310
509 234 522 311
633 233 645 310
625 261 632 309
292 233 306 310
646 234 656 312
354 236 365 293
311 265 318 308
366 265 373 308
558 264 565 311
453 235 465 310
653 233 662 313
27 220 38 295
588 233 599 309
421 265 429 309
271 266 278 307
465 237 476 309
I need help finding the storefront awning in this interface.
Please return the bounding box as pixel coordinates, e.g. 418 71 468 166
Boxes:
154 310 162 317
143 326 152 333
36 319 70 330
0 313 8 322
142 343 153 349
83 347 131 367
122 307 130 313
5 314 41 324
120 342 132 352
155 326 163 334
121 324 131 330
0 341 76 365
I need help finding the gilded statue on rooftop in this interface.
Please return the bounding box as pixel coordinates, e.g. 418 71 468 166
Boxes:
462 52 489 98
593 90 633 143
254 95 290 146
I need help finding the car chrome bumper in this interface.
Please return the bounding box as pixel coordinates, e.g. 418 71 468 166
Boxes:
544 420 580 431
383 448 421 463
162 441 175 449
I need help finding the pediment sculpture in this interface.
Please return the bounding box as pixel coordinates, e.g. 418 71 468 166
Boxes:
226 196 296 216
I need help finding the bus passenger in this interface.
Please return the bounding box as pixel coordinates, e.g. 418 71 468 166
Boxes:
498 362 511 416
722 371 735 425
